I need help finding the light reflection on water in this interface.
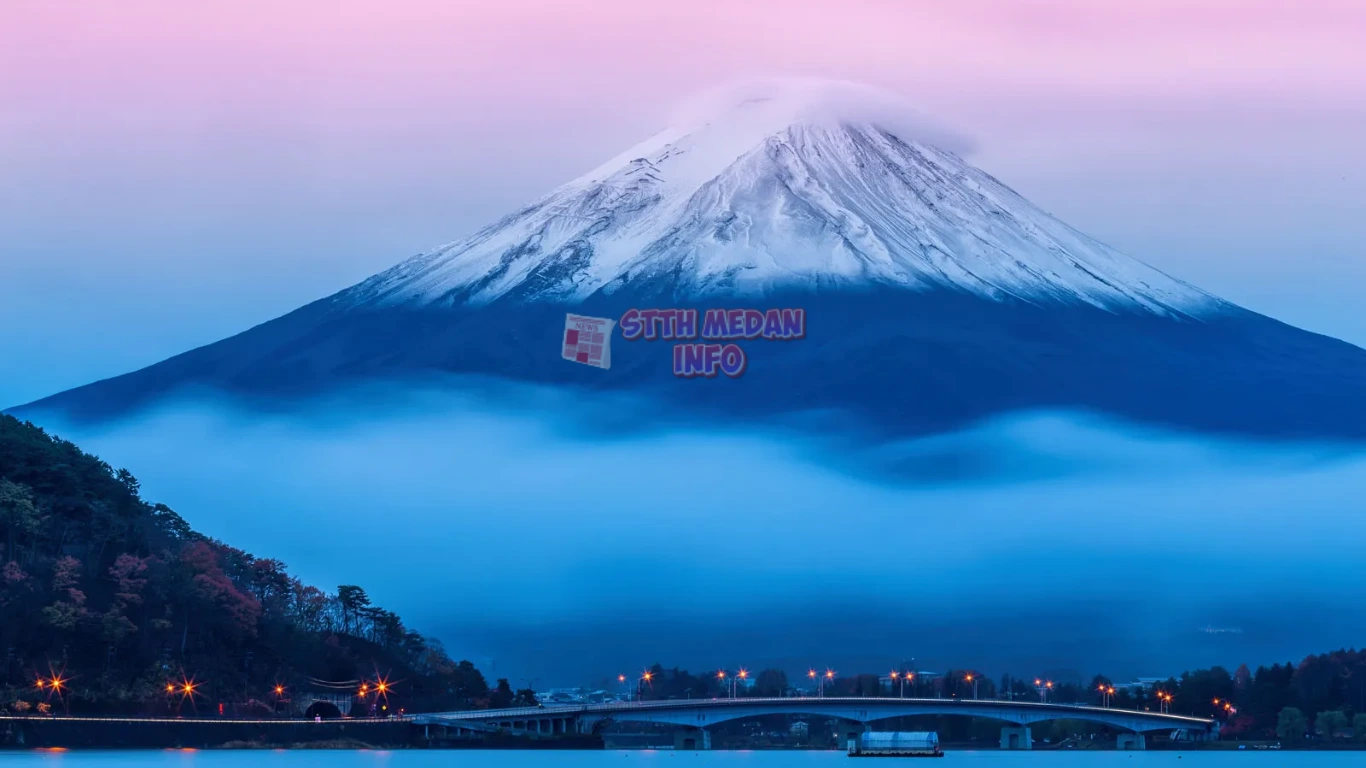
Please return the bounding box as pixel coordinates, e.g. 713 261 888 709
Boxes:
9 750 1363 766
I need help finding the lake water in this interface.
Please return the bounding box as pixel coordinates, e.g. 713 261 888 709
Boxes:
4 751 1357 767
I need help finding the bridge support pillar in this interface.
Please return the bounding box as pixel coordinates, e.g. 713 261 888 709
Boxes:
1000 726 1032 750
673 728 710 751
839 720 868 750
1116 733 1146 750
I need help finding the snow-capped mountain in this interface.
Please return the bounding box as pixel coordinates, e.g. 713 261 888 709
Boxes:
347 87 1215 316
13 81 1366 445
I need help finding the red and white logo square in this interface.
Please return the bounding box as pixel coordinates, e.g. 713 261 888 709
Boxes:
562 314 613 369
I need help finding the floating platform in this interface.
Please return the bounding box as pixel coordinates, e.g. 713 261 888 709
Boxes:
848 731 944 757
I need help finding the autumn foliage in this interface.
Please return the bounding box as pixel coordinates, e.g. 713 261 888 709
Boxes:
0 415 490 714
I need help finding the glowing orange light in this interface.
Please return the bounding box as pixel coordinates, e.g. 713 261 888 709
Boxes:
376 682 387 694
49 676 65 693
808 670 816 679
738 669 748 679
35 679 45 689
182 683 194 694
1035 679 1042 686
825 670 834 679
641 672 653 682
167 683 176 693
717 671 726 679
618 675 626 683
275 686 285 695
965 674 973 681
1046 681 1053 689
890 671 898 679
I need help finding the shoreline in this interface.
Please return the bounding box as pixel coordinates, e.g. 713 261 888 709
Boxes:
5 716 1362 752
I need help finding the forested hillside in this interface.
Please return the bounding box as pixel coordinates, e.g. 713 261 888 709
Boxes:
0 414 511 716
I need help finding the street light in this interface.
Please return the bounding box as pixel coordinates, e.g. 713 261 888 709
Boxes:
1035 679 1052 703
1157 691 1172 714
964 673 979 700
638 671 653 701
735 668 748 699
1099 685 1116 707
890 671 906 698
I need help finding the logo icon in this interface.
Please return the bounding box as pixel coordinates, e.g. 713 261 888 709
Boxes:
562 313 613 369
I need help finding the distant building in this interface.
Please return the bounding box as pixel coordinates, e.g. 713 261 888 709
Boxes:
878 670 942 684
877 670 943 695
537 689 583 705
1115 678 1172 694
790 721 810 738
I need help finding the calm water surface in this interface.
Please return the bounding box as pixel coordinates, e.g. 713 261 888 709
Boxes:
4 752 1358 767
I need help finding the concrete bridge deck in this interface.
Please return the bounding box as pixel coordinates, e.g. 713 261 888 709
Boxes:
413 696 1216 750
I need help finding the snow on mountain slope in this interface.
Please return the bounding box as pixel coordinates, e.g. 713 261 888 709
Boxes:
20 79 1366 445
345 80 1219 316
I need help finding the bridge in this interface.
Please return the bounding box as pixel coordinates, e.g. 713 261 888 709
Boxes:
412 697 1217 750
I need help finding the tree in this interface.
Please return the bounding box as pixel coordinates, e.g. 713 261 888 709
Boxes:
180 541 262 640
754 668 789 697
0 480 44 562
1244 664 1295 734
0 413 498 715
449 659 490 706
336 585 371 636
1276 707 1308 743
490 678 515 709
1315 710 1348 741
1352 713 1366 744
513 688 539 707
1179 666 1235 714
40 556 87 629
852 673 881 697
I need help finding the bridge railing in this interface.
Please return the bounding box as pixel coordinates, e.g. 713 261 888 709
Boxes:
420 696 1212 728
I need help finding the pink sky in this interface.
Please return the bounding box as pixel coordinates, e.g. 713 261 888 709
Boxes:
2 0 1365 403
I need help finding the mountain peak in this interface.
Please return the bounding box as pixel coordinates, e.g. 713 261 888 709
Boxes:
664 77 976 153
344 81 1217 315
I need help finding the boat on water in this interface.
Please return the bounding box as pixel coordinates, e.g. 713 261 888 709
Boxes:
848 731 944 758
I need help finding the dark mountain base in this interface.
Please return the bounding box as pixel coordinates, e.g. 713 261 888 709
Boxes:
14 288 1366 443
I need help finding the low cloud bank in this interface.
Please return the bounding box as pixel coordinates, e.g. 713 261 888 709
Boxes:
36 383 1366 683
